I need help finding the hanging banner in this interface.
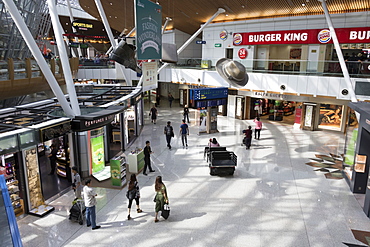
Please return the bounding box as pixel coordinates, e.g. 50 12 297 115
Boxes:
142 61 158 92
135 0 162 60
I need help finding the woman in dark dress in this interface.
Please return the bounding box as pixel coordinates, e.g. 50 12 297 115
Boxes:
150 105 158 124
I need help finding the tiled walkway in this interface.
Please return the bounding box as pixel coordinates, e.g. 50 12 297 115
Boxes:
18 105 370 247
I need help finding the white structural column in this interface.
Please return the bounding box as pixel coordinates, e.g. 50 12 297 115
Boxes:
157 8 226 74
3 0 75 117
66 0 81 57
47 0 81 115
318 0 357 103
94 0 128 83
162 17 172 35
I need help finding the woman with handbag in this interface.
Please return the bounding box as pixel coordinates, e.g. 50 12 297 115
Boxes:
126 174 143 220
154 176 169 222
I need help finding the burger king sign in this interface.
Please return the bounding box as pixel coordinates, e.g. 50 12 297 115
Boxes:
233 33 243 45
318 29 331 43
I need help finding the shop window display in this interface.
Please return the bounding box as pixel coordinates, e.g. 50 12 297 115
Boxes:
55 137 70 178
0 154 24 217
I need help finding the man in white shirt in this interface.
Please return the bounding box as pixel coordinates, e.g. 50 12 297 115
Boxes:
83 179 101 230
72 166 82 199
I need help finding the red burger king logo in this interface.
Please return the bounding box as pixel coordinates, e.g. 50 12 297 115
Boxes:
318 29 331 43
233 33 242 45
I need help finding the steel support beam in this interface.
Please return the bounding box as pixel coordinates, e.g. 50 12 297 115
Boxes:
3 0 75 117
48 0 81 115
318 0 357 103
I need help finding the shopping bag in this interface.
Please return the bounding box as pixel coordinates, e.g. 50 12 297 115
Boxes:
161 203 170 219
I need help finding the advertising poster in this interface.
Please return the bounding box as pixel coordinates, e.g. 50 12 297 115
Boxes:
90 128 105 174
142 61 158 92
294 108 302 124
304 105 313 127
344 128 358 166
199 109 207 133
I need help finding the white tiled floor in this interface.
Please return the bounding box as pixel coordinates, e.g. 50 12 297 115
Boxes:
18 105 370 247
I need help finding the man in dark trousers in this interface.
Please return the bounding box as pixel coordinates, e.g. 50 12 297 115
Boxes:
143 140 155 176
243 126 253 149
179 119 189 147
183 105 190 123
164 121 174 149
48 144 58 175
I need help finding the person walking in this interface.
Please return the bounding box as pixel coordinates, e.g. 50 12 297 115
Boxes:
168 93 174 108
253 117 262 140
156 94 160 107
243 126 253 149
164 121 174 149
48 144 58 175
71 166 82 199
126 174 143 220
183 105 190 123
149 105 158 124
83 179 101 230
143 141 155 176
179 119 189 147
154 176 168 223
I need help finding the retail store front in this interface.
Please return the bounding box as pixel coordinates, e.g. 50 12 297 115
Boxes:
71 106 126 182
32 119 72 200
0 128 55 217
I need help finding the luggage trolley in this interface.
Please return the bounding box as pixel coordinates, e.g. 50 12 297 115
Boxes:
69 199 85 225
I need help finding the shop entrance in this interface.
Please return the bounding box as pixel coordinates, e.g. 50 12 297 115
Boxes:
38 136 71 200
249 98 298 125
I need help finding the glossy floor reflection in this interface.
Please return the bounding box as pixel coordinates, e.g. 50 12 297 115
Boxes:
18 105 370 247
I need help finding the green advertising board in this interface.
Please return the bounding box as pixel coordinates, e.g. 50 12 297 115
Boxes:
344 128 358 166
90 128 105 174
135 0 162 60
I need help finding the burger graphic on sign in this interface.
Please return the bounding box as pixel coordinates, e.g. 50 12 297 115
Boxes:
233 33 242 45
220 30 228 40
318 29 331 43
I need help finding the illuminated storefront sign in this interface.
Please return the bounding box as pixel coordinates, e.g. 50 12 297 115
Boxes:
233 27 370 45
72 20 93 31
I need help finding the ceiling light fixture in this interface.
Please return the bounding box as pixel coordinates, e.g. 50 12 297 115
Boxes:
302 3 306 6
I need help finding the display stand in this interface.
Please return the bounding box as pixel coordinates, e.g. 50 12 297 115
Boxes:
110 154 127 187
127 150 145 173
0 154 24 217
56 137 70 178
23 147 54 217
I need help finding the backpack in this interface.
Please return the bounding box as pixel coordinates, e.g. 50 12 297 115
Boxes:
126 188 137 200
